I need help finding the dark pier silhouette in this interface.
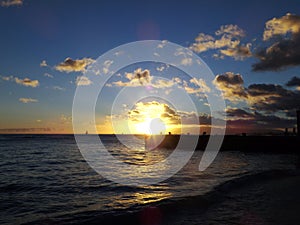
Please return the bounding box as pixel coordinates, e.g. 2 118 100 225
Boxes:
145 135 300 153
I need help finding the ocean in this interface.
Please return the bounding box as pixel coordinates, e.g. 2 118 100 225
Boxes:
0 134 297 225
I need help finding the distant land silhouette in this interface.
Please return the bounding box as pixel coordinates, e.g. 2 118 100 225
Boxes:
145 135 300 153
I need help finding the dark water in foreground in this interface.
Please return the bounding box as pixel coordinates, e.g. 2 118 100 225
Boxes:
0 135 297 225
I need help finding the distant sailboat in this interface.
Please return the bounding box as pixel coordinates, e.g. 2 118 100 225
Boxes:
85 130 88 135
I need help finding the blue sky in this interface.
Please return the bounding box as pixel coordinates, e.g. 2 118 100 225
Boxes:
0 0 300 134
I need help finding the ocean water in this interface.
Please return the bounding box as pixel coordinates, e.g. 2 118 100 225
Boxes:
0 135 297 225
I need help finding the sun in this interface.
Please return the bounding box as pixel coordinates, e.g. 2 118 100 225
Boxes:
127 101 180 135
134 118 166 135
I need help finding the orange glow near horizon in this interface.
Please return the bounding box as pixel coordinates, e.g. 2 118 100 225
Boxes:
127 101 180 135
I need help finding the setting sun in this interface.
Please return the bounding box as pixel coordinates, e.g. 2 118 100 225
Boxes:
128 101 180 135
134 118 166 135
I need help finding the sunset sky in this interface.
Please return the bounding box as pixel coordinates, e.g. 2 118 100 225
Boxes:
0 0 300 134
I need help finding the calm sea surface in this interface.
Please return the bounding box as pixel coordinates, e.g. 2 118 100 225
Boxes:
0 135 297 224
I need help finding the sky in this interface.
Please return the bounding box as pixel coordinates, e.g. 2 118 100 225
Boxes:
0 0 300 134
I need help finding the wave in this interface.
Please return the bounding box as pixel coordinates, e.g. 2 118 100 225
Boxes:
21 169 300 225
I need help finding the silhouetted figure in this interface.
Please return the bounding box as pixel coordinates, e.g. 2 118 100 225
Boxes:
284 128 289 136
168 132 171 135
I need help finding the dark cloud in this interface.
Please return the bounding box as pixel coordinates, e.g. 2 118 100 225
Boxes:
248 83 290 96
286 76 300 87
253 13 300 71
213 72 248 101
134 70 150 85
214 72 244 85
199 114 212 125
252 35 300 71
226 108 253 118
214 72 300 113
225 107 296 132
247 83 300 112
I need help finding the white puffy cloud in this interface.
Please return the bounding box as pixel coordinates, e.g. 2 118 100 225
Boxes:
15 77 39 88
40 60 48 67
75 76 92 86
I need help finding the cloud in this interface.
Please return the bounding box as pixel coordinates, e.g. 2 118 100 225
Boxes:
55 57 95 73
247 83 300 112
215 24 245 37
1 75 13 81
125 68 150 85
109 68 153 87
151 79 174 89
53 86 65 91
214 72 300 113
0 128 52 134
190 78 211 93
19 98 38 103
102 60 113 75
128 101 180 125
40 60 48 67
180 58 193 66
1 75 39 87
213 72 248 102
253 35 300 71
219 43 252 60
108 68 210 99
263 13 300 41
60 114 72 123
286 76 300 87
225 107 296 132
1 0 22 7
15 77 39 87
75 76 92 86
253 13 300 71
190 24 251 60
226 107 253 119
44 73 53 78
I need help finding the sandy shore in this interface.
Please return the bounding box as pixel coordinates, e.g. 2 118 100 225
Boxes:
161 170 300 225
